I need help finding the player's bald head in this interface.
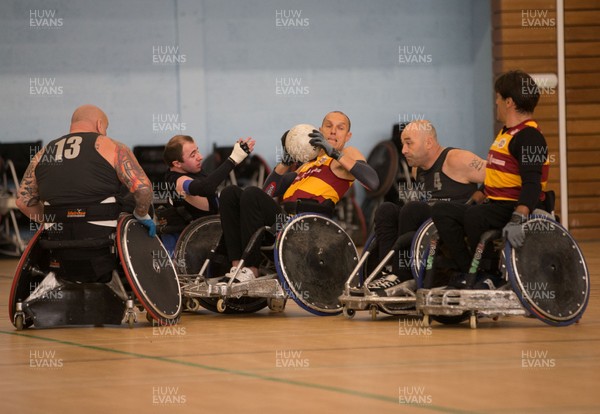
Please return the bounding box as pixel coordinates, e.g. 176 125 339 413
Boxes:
71 105 108 126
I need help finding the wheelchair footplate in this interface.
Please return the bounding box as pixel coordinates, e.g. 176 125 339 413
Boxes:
180 273 287 314
339 289 419 320
416 287 527 329
337 236 419 321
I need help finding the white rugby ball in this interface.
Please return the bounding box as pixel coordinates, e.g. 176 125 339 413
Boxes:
285 123 320 163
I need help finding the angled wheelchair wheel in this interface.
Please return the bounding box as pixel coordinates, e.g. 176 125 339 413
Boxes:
411 219 437 288
365 141 399 198
174 216 268 314
335 190 367 247
117 215 182 324
275 214 359 316
505 216 589 326
8 227 47 329
411 219 458 289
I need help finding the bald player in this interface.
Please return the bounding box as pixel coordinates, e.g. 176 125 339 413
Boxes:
17 104 153 283
369 120 486 296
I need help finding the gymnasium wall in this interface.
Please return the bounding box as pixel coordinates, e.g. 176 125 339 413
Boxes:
0 0 493 170
492 0 600 240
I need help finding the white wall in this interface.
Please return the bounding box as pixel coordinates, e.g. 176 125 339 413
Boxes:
0 0 493 166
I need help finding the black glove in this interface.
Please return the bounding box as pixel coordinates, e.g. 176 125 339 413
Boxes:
502 212 527 248
308 129 341 160
280 130 294 166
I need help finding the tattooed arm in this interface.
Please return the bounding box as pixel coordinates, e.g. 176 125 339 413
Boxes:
112 141 152 218
444 149 486 184
16 149 45 222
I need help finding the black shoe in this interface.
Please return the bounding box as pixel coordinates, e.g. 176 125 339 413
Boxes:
445 273 468 289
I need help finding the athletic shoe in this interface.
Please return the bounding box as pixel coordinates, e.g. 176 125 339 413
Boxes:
367 272 399 290
473 273 506 290
375 278 417 297
217 267 255 285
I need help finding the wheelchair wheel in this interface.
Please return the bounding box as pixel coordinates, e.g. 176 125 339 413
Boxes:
335 190 367 247
8 227 47 329
275 214 358 316
411 219 458 289
411 219 437 288
365 141 398 198
505 216 590 326
117 216 182 324
174 216 268 314
361 196 383 234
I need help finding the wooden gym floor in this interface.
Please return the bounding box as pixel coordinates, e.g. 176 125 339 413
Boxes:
0 242 598 414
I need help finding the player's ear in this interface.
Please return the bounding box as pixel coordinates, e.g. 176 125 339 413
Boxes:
97 119 107 135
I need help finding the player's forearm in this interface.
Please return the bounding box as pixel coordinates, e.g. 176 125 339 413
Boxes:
133 186 152 217
16 198 45 222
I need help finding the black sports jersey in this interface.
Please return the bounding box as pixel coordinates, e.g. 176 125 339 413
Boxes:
36 132 121 207
164 170 219 219
415 147 477 204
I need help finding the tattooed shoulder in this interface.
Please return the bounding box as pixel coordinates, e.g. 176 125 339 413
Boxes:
114 142 150 192
469 157 485 171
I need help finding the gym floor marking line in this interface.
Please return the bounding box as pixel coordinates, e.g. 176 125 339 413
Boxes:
1 330 476 414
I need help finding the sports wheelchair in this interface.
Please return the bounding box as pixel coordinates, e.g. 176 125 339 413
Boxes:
9 215 182 329
339 193 590 327
175 209 359 316
415 209 590 329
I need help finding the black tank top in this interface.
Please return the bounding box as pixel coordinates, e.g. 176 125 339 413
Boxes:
36 132 121 206
415 147 477 204
163 170 219 218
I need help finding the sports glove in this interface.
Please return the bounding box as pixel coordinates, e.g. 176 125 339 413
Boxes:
228 141 251 165
502 212 527 248
308 129 341 160
133 211 157 238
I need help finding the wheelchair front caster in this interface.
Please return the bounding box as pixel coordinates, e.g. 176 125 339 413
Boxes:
267 298 286 313
422 314 431 327
126 312 136 328
469 313 478 329
14 313 24 331
370 305 378 321
342 306 355 319
14 301 25 331
216 299 226 313
125 298 137 328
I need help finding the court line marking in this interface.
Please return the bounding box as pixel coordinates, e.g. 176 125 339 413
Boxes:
1 330 477 414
